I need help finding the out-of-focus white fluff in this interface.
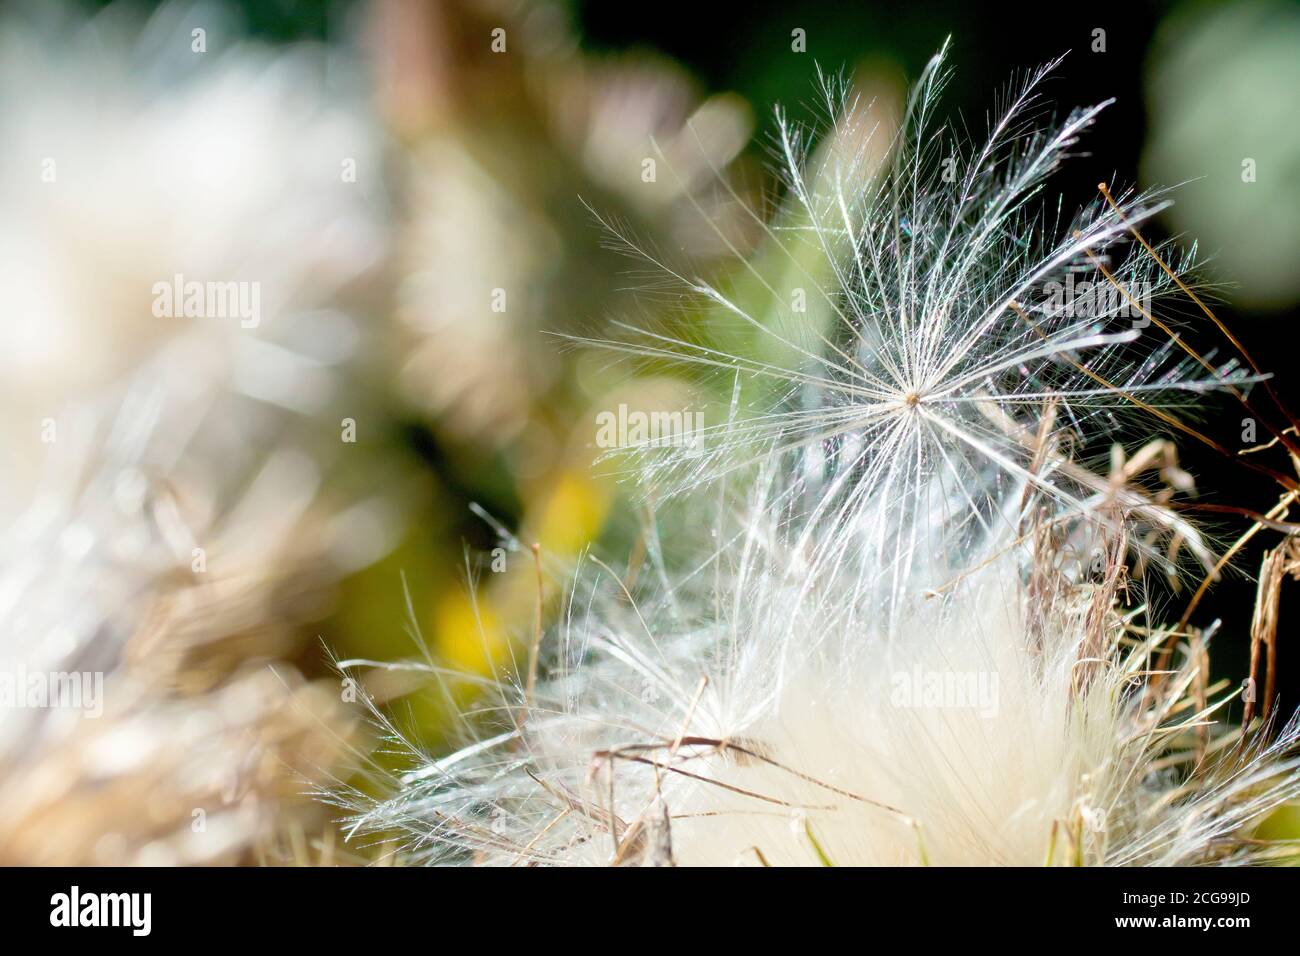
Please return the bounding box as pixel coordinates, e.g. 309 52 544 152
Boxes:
0 0 386 514
0 0 386 864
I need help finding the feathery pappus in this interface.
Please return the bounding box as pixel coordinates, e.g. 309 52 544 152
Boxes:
327 44 1300 866
578 41 1259 609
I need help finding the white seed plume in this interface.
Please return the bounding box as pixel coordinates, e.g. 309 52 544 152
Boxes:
329 46 1300 866
580 43 1255 611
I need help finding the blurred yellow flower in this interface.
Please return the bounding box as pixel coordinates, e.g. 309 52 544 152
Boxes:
433 589 507 676
531 469 613 557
